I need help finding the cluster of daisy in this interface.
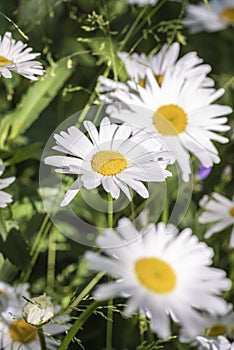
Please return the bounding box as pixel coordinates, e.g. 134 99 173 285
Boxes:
0 282 69 349
0 0 234 348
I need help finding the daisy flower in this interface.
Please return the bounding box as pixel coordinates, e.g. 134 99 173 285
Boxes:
44 117 173 206
0 32 44 80
180 310 234 343
0 164 15 208
198 193 234 247
99 43 214 96
0 283 70 350
184 0 234 34
106 68 231 182
85 219 231 339
196 336 234 350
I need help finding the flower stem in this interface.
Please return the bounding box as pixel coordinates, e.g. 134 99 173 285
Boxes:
58 301 102 350
38 326 47 350
106 193 113 350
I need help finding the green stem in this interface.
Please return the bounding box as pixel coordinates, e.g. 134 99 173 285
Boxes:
66 272 105 314
58 301 102 350
106 193 114 350
161 195 169 224
38 326 47 350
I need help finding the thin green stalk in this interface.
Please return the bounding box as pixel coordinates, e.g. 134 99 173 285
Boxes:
106 193 113 350
66 272 105 314
58 301 102 350
161 195 169 224
20 220 52 283
38 326 47 350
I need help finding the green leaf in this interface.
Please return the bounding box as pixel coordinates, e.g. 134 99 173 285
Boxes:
1 56 78 146
1 229 30 270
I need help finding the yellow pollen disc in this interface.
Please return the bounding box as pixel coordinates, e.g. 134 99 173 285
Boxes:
139 74 164 88
135 257 177 294
229 206 234 217
153 104 188 136
206 324 227 337
220 7 234 22
91 150 128 176
9 319 37 343
0 56 13 67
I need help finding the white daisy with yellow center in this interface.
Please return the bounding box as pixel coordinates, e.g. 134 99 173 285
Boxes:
106 68 231 182
85 219 231 339
0 32 44 80
184 0 234 33
0 164 15 208
0 282 70 350
199 192 234 247
44 117 174 207
196 336 234 350
99 43 214 97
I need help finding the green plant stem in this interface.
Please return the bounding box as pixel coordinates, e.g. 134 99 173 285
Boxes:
106 193 114 350
38 326 47 350
66 271 105 314
58 301 102 350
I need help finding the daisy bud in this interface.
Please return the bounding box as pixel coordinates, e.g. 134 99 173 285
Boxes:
22 295 54 326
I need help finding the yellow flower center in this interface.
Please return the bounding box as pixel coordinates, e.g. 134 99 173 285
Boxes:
139 74 164 88
220 7 234 22
0 56 13 67
135 257 177 294
91 150 128 176
229 206 234 217
9 319 37 343
153 104 188 136
206 324 227 337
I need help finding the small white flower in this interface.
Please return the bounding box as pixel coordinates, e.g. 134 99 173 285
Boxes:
44 117 173 206
0 164 15 208
180 310 234 343
99 43 214 95
22 295 55 326
196 336 234 350
105 66 231 182
184 0 234 34
0 32 44 80
0 282 70 350
198 192 234 247
85 219 231 339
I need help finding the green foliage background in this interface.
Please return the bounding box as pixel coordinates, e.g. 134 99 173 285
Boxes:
0 0 234 349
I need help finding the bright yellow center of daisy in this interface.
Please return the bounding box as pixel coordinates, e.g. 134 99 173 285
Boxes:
153 104 188 136
139 74 164 88
0 56 13 67
220 7 234 22
91 150 128 176
229 206 234 217
135 257 177 294
9 319 37 343
206 324 227 337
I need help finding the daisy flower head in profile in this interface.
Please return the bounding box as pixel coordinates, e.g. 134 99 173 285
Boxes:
105 66 232 182
184 0 234 34
99 43 214 96
44 117 174 207
198 192 234 247
180 310 234 343
0 283 70 350
196 336 234 350
85 218 231 339
0 32 44 80
0 163 15 208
